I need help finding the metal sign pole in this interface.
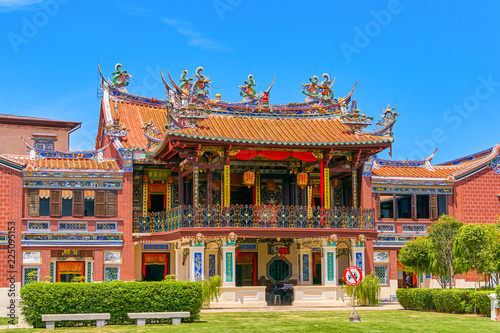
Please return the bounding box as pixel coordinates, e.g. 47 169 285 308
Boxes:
345 266 362 322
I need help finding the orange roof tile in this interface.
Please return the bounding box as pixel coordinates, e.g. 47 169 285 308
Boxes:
166 115 392 146
109 99 168 150
372 159 483 179
372 165 461 179
107 99 392 150
12 156 121 171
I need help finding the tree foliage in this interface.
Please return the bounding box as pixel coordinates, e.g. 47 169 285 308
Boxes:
344 272 381 306
398 237 432 287
427 215 463 288
454 223 496 291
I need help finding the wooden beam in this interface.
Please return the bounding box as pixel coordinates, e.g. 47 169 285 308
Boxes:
181 167 193 178
198 164 224 170
329 167 351 173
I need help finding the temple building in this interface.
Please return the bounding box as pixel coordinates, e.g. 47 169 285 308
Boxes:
94 64 398 306
364 145 500 297
4 64 498 311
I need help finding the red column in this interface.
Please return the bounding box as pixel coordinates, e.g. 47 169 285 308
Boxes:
40 249 51 279
365 240 374 275
120 172 135 281
94 250 103 282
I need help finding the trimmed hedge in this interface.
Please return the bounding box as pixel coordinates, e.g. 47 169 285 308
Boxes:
396 288 491 316
20 280 203 328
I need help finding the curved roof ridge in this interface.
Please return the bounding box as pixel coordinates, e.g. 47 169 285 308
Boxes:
374 148 437 169
436 146 493 166
450 144 500 179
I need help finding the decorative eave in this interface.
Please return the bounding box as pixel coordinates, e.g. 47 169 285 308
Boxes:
163 132 393 147
22 137 111 161
374 148 437 170
0 153 24 171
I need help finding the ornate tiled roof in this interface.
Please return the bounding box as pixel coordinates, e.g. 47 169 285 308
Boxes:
371 145 500 181
372 165 462 179
107 99 168 150
164 114 393 146
97 64 398 153
11 156 121 171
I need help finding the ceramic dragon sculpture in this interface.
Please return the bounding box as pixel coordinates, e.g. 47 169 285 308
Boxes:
111 63 132 89
239 74 258 100
302 73 334 103
302 75 320 101
179 69 193 94
192 67 210 100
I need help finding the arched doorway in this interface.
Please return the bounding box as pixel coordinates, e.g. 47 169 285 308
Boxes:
336 241 351 285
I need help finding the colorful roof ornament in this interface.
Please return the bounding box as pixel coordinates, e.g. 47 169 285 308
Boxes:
179 69 193 94
192 67 211 100
21 137 110 162
302 73 335 103
111 63 132 92
340 100 374 132
376 105 400 128
142 122 162 149
239 74 258 101
104 103 128 138
358 105 400 137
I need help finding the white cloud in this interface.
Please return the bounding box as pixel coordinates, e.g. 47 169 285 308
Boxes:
0 0 44 11
163 18 228 51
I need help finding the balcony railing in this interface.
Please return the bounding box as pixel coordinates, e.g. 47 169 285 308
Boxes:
134 205 375 234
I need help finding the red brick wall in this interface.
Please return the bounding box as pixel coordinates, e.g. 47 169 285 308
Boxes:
453 167 500 224
361 175 375 209
0 164 23 287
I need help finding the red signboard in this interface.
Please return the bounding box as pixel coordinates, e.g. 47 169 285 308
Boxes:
343 266 363 286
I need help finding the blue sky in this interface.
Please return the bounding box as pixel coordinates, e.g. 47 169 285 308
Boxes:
1 0 500 163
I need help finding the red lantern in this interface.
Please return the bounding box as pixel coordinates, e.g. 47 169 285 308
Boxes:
297 173 308 189
278 247 288 260
242 171 255 188
331 178 338 186
167 175 175 184
235 246 242 257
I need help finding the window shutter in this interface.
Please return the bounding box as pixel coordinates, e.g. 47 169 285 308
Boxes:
73 190 84 217
27 190 39 217
411 195 416 220
375 194 381 220
430 195 438 220
95 190 106 217
50 190 61 217
106 191 117 217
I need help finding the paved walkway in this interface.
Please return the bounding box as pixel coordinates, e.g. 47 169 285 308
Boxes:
202 301 403 313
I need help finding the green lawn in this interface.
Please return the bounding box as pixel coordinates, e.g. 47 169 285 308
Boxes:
0 316 17 325
7 310 498 332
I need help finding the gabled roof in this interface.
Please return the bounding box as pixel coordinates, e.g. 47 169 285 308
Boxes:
371 145 500 181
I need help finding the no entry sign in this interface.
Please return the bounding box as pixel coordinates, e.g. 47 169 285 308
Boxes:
343 266 363 286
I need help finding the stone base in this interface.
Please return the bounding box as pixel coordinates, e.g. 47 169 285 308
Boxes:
292 285 347 307
210 286 267 308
